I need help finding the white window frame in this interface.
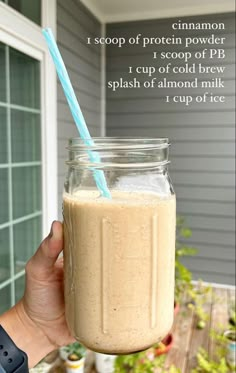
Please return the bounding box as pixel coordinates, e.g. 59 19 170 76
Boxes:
0 0 57 237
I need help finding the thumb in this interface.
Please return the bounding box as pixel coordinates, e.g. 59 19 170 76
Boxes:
30 221 63 270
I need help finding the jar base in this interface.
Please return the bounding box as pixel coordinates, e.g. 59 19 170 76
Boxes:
79 338 164 356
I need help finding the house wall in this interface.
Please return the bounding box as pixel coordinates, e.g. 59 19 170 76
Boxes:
106 13 235 285
57 0 102 217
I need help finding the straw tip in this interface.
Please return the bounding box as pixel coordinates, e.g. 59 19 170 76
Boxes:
42 27 52 36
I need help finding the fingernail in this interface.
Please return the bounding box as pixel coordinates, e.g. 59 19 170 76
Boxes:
53 221 62 240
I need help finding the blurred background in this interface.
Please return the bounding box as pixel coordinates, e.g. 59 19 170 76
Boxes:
0 0 235 314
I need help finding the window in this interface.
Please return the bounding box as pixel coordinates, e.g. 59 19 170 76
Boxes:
0 0 57 312
0 0 41 25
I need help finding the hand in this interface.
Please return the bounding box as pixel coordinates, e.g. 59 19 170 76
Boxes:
22 220 74 347
0 221 75 367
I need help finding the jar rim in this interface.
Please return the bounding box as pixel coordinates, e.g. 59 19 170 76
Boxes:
68 137 170 151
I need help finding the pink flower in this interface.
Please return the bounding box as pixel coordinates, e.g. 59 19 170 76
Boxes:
146 351 155 361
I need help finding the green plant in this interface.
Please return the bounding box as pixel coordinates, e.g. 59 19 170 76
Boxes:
191 347 228 373
192 322 236 372
210 327 229 357
175 217 197 305
114 348 181 373
187 281 212 329
175 218 213 329
210 322 236 357
64 342 86 360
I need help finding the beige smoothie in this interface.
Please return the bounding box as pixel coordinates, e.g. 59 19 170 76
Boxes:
63 190 176 354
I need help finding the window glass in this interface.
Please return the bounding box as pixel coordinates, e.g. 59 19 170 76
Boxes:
11 110 41 162
0 285 11 314
0 108 7 163
0 43 42 308
0 42 6 102
8 0 41 25
0 228 10 282
12 166 41 220
10 48 40 109
0 169 9 224
13 216 42 273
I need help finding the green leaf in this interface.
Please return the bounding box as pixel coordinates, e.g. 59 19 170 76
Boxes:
176 247 198 257
180 227 192 238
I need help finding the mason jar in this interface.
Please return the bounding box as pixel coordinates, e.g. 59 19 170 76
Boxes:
63 138 176 354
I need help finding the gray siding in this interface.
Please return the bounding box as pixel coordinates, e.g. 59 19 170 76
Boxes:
57 0 102 217
106 13 235 285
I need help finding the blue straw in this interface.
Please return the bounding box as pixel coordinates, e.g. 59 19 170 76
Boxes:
42 28 111 199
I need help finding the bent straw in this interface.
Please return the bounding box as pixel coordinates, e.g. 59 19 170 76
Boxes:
42 28 111 199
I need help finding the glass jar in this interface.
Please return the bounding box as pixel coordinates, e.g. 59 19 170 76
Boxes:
63 138 176 354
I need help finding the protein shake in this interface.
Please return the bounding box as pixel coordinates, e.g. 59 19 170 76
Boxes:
63 190 176 354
